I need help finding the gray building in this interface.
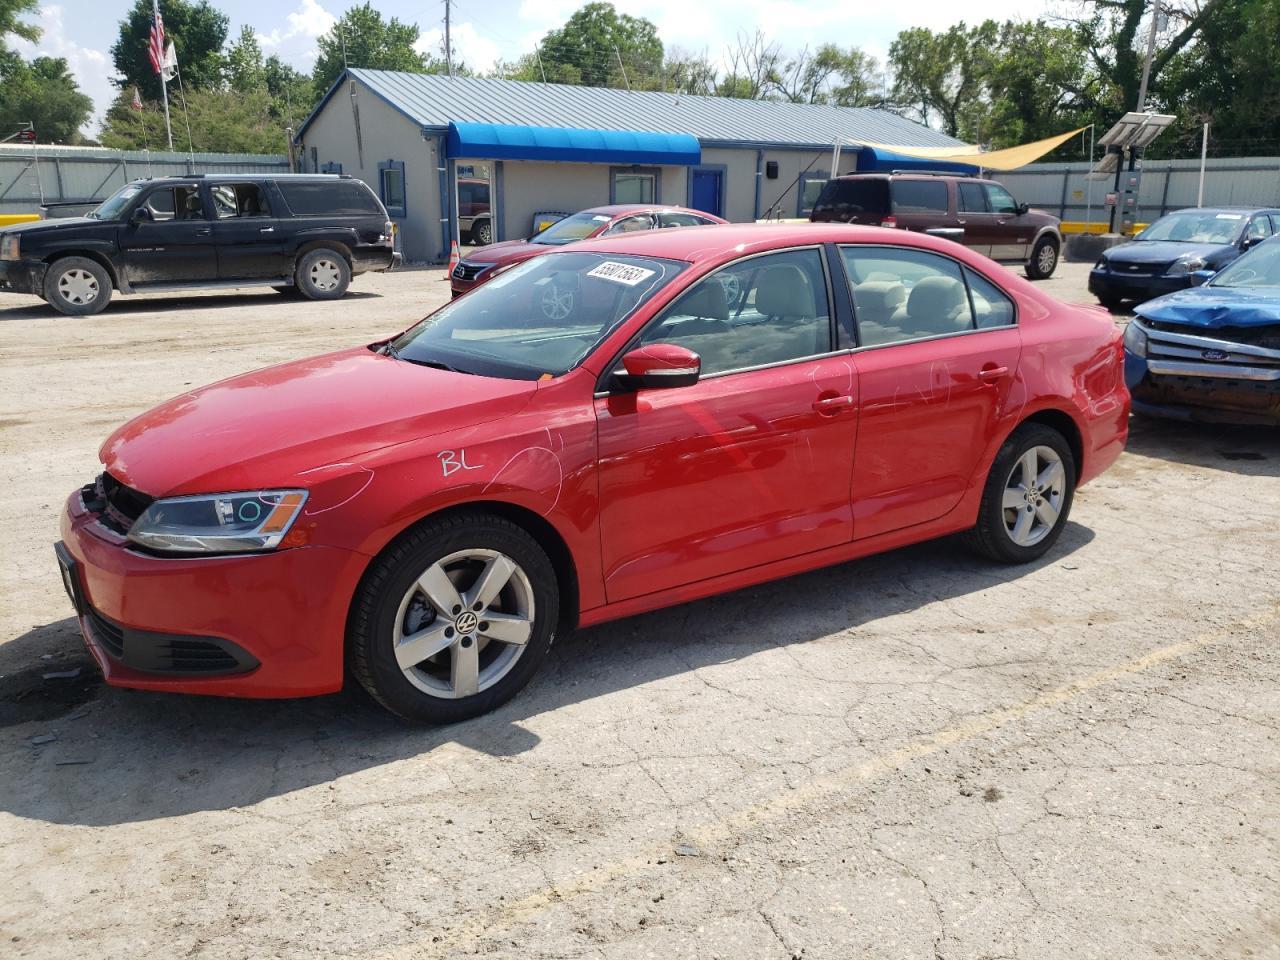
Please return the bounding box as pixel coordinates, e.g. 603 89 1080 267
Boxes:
294 69 962 263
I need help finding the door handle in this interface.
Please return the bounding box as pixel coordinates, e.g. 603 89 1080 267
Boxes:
195 228 211 237
812 394 854 414
259 226 275 233
978 365 1009 382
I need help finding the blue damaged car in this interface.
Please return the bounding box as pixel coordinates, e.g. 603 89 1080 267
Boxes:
1123 236 1280 425
1090 207 1279 307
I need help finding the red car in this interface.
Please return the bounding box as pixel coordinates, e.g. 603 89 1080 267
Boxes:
56 225 1129 723
450 204 726 302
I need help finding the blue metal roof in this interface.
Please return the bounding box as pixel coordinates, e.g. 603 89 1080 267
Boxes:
448 122 701 165
298 69 962 151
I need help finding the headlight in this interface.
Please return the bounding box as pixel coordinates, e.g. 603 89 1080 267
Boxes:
1094 257 1108 270
1164 256 1206 278
0 234 19 261
1122 320 1148 358
127 490 308 554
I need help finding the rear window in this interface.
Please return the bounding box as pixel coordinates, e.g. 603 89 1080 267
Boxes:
891 180 949 214
276 180 383 216
812 179 890 218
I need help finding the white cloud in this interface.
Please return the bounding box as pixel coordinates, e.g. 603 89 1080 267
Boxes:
257 0 337 62
9 4 113 136
416 23 502 73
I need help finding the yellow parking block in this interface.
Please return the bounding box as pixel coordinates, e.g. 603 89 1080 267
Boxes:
0 214 40 227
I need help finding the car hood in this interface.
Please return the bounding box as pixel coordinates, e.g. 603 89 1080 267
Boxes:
1135 285 1280 329
464 239 547 267
100 347 537 496
0 216 100 236
1105 240 1235 265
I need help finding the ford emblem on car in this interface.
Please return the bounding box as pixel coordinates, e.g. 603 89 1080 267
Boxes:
1201 348 1231 361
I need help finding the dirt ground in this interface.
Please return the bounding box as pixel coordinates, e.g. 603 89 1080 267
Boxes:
1 261 1277 960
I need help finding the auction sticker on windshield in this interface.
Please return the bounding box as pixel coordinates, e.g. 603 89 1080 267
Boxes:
587 261 657 286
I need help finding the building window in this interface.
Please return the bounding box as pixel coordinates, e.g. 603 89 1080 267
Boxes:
379 159 406 218
612 169 657 204
798 171 829 217
320 161 343 174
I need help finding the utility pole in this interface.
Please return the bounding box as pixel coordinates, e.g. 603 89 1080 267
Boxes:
444 0 453 77
1136 0 1160 112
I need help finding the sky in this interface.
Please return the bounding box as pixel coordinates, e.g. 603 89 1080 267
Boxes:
9 0 1035 134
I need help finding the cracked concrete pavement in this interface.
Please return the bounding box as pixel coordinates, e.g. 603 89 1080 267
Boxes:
0 262 1277 959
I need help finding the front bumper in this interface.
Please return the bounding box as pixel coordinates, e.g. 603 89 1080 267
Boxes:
1125 351 1280 426
0 258 47 295
58 491 370 698
1089 268 1188 304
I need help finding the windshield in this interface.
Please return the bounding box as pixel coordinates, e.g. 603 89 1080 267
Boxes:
812 179 889 218
90 183 145 221
389 252 687 379
530 212 613 246
1209 240 1280 289
1137 211 1244 244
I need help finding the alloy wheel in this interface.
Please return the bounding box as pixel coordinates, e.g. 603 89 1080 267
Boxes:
1001 445 1066 547
310 258 341 292
58 269 99 305
392 549 535 699
1037 243 1057 275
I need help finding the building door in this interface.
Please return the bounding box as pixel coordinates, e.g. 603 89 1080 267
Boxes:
689 168 723 218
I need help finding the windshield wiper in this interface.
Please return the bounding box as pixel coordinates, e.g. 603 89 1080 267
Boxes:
410 357 472 374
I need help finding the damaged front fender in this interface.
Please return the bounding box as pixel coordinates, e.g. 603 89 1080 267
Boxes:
0 258 48 296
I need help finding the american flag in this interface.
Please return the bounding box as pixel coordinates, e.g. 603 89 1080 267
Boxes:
130 86 142 110
147 10 166 77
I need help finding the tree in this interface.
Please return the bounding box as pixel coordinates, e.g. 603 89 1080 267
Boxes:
0 56 94 143
100 85 287 154
718 30 782 99
538 2 663 89
264 55 313 128
110 0 229 100
983 21 1100 147
662 48 719 96
311 3 434 95
0 0 39 83
226 24 264 94
773 44 882 106
889 22 998 139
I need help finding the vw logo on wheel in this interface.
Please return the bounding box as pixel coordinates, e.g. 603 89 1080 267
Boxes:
454 611 480 635
1201 348 1230 361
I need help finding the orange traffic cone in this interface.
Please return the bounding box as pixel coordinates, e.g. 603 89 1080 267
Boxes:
445 240 460 277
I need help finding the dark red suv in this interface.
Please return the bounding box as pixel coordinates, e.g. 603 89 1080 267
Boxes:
810 173 1063 279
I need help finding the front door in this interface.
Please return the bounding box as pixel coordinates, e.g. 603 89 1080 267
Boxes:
209 181 286 280
595 247 857 602
690 168 723 218
985 183 1037 262
839 245 1023 540
119 183 217 284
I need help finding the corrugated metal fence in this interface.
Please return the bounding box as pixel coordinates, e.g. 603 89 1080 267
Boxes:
995 156 1280 226
0 144 290 216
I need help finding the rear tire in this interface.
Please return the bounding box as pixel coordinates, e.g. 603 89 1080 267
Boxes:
348 512 559 724
472 220 493 246
1024 236 1059 280
43 257 112 316
295 248 351 301
967 423 1076 564
1097 295 1124 311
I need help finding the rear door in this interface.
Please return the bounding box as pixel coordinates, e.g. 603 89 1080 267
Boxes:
956 180 994 256
985 183 1037 262
840 244 1023 539
891 179 961 241
209 181 286 280
118 183 217 284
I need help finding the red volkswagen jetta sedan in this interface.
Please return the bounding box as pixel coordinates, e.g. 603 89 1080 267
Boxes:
56 224 1129 723
450 204 726 300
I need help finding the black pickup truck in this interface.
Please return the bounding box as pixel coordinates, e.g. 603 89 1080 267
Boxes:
0 174 400 316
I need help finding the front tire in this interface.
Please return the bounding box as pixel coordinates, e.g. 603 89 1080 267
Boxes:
348 512 560 724
44 257 112 316
967 423 1076 564
472 220 493 246
295 248 351 301
1025 236 1059 280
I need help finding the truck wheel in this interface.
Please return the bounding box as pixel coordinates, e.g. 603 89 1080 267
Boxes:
44 257 112 317
1025 237 1059 280
295 248 351 301
348 511 560 724
473 220 493 246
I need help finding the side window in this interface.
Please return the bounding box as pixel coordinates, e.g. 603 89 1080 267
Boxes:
211 183 270 219
379 160 406 217
142 186 203 221
958 182 988 213
891 180 949 214
606 214 654 235
658 212 706 228
965 268 1016 328
985 183 1019 215
143 188 176 221
639 248 831 376
840 246 976 346
798 173 827 216
1245 217 1271 241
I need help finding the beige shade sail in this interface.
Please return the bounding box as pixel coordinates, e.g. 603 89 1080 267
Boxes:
858 127 1090 171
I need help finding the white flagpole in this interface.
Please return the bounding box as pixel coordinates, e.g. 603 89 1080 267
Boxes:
153 0 173 151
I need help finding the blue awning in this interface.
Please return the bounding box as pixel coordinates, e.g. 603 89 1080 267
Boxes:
855 146 977 175
447 122 701 166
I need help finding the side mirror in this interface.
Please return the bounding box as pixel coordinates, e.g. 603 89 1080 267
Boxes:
614 343 701 391
1242 236 1264 250
131 206 153 223
1190 269 1216 286
1016 202 1030 216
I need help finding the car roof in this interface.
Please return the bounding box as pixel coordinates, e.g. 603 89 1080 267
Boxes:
581 204 711 218
131 174 350 184
1159 207 1280 216
564 222 966 264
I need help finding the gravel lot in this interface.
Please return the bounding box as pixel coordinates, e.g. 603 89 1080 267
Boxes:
1 261 1276 960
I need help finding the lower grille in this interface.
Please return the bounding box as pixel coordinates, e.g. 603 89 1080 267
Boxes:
83 605 258 676
86 607 125 659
